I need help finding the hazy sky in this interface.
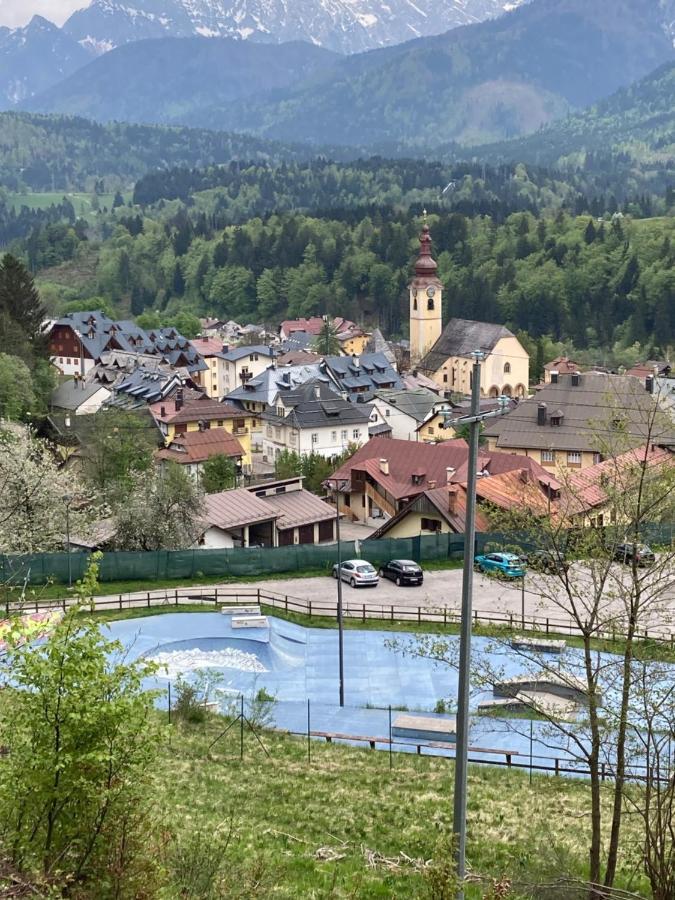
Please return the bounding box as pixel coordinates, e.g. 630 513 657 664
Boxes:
0 0 87 28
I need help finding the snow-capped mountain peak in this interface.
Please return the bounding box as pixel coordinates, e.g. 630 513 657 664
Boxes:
62 0 530 56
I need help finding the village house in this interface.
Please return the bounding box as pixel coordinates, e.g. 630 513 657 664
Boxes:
367 465 555 539
149 393 255 467
326 436 559 527
279 316 368 356
50 377 111 417
189 336 227 398
483 371 675 475
220 344 275 394
543 357 581 383
199 476 336 548
558 445 674 528
321 352 403 402
47 311 207 379
225 363 324 451
155 427 245 481
416 397 513 443
262 379 371 462
369 388 448 442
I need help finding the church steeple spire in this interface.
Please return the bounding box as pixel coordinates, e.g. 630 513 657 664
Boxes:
415 222 438 277
409 214 442 366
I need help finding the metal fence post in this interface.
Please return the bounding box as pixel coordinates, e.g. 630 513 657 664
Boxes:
389 705 393 770
307 698 311 765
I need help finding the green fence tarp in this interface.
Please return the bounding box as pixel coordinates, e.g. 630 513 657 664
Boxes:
2 524 672 586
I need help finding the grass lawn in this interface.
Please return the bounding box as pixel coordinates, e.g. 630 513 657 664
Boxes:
157 715 647 898
6 191 131 219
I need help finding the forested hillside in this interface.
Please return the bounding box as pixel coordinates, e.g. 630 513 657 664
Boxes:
479 59 675 178
29 198 675 363
0 113 317 192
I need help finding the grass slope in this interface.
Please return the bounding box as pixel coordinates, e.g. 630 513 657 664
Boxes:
157 715 648 897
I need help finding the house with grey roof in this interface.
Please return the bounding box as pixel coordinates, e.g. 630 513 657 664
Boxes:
418 317 530 399
47 310 207 378
261 379 371 462
370 388 449 442
219 344 275 395
483 371 675 475
320 353 403 403
50 377 111 416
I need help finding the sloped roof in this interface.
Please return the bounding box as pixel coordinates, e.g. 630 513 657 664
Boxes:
156 428 245 464
275 350 322 366
328 436 469 500
203 490 275 530
562 445 673 516
150 397 244 424
225 364 323 406
419 318 514 374
483 372 675 453
190 337 225 356
368 485 491 539
544 356 580 374
51 379 109 410
322 353 403 398
265 379 370 429
474 469 553 515
375 388 442 423
281 316 357 337
221 344 274 362
267 490 336 531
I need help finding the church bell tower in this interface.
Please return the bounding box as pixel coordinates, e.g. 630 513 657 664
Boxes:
409 215 442 366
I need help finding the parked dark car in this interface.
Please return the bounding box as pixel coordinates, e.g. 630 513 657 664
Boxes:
523 550 570 575
613 543 655 566
378 559 424 586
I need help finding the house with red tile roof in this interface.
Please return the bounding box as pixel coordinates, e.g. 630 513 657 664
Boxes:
560 445 674 526
155 428 245 480
326 436 558 527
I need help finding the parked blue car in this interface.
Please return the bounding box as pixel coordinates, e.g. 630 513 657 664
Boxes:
473 552 525 578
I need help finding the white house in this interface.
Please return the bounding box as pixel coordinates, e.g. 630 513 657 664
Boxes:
370 388 448 442
261 379 371 462
50 378 111 416
220 345 275 395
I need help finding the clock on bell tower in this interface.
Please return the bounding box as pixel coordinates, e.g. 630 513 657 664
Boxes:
409 215 442 366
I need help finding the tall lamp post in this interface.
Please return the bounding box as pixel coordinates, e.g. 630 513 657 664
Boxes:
64 493 73 587
442 354 511 899
329 478 348 707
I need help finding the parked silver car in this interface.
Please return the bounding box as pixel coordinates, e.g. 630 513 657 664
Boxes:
332 559 379 588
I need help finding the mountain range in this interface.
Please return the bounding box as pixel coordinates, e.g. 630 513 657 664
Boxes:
20 0 675 149
0 16 88 108
61 0 530 55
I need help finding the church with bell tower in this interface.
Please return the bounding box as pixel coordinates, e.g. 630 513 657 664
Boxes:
409 214 443 365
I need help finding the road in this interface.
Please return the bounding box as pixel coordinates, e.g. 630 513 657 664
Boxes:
54 557 675 639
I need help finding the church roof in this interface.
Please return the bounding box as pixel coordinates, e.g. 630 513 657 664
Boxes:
419 318 514 374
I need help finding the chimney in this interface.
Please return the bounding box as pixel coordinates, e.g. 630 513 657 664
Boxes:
520 468 529 484
314 384 321 399
379 458 389 475
160 405 166 417
537 403 547 426
175 388 184 412
446 466 456 485
448 486 457 514
550 370 559 384
428 479 437 489
646 375 654 394
571 372 580 387
353 356 360 368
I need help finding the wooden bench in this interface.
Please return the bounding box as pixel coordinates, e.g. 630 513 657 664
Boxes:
311 731 389 750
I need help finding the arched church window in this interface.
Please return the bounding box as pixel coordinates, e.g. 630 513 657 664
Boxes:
427 298 434 311
504 362 511 374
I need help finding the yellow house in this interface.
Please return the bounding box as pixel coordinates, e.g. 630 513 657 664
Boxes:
416 409 457 442
189 337 227 398
339 330 369 356
419 319 530 398
150 394 255 467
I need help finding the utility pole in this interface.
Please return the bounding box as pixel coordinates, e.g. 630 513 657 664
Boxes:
329 478 348 707
442 353 511 899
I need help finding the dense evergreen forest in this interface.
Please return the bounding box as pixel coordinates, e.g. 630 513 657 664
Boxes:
29 196 675 363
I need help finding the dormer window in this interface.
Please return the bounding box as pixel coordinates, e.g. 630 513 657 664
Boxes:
411 470 426 486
